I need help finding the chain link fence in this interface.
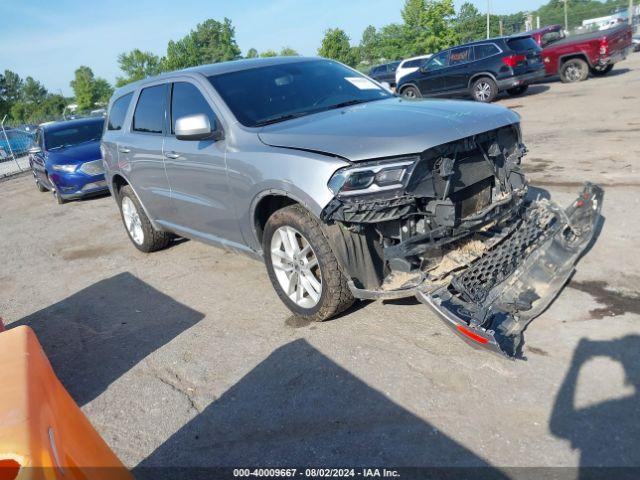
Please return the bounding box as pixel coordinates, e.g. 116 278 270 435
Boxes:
0 115 36 179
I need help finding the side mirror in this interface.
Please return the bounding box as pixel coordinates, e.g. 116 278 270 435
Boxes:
28 146 41 154
419 64 428 73
175 114 222 141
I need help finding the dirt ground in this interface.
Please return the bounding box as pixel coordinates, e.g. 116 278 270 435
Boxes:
2 54 640 477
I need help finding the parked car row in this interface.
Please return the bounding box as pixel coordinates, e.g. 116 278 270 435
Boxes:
368 23 633 103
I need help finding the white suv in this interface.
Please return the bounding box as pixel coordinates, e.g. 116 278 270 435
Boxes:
395 54 432 85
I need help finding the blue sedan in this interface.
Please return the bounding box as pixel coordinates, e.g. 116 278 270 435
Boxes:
29 117 109 204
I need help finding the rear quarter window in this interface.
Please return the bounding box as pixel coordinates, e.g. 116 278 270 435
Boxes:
107 93 133 131
506 37 539 52
474 44 500 60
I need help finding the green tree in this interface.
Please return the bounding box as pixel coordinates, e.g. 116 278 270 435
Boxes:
401 0 459 55
70 66 112 111
279 46 299 56
163 18 241 71
116 49 162 87
246 48 259 58
93 78 114 105
359 25 380 64
22 77 47 104
455 2 500 43
376 23 409 60
260 49 278 57
318 28 357 66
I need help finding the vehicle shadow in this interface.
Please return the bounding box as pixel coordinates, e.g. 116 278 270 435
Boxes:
134 338 509 480
10 272 204 406
497 84 550 101
550 336 640 479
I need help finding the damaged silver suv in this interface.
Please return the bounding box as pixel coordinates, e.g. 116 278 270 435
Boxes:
102 57 602 357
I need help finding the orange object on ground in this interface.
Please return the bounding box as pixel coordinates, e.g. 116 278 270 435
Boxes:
0 326 132 480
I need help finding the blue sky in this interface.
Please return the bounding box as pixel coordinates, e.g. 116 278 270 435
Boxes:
0 0 545 95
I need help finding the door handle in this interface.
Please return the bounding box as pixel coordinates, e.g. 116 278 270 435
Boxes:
164 152 180 159
118 146 130 153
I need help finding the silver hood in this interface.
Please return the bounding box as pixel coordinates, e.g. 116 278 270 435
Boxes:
258 97 520 162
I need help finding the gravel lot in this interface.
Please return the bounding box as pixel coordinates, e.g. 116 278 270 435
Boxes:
2 54 640 476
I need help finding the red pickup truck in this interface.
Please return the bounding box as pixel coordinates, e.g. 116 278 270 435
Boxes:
528 23 633 83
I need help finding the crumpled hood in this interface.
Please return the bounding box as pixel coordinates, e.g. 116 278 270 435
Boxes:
258 97 520 162
47 141 101 165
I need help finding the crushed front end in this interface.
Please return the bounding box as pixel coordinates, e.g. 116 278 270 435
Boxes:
321 123 603 357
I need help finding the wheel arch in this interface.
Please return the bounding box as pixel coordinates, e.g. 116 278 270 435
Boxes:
558 52 591 68
467 72 498 89
251 191 304 247
109 172 164 232
398 82 420 95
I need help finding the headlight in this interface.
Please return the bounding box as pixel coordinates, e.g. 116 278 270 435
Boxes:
52 164 77 173
328 157 418 196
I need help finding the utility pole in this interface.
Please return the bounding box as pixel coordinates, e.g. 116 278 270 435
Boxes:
563 0 569 31
499 19 503 36
487 0 491 39
537 16 540 29
629 0 634 26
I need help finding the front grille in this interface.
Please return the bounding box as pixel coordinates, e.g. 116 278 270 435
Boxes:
450 206 555 304
79 159 104 176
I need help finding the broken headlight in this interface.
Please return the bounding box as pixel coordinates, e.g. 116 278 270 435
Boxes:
328 157 418 196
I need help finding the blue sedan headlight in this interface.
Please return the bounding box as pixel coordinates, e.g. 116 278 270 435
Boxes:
52 164 77 173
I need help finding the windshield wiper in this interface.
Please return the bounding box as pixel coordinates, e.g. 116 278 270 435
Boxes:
322 99 371 111
255 113 308 127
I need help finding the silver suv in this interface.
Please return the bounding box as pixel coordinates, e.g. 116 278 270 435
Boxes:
102 57 602 357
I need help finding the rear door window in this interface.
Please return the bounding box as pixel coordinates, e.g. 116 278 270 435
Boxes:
170 82 217 134
474 44 500 60
132 85 166 134
449 47 473 65
107 93 133 131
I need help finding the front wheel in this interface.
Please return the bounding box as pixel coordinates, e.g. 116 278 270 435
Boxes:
400 85 421 99
471 77 498 102
590 64 613 76
560 58 589 83
263 205 354 321
506 85 529 96
118 185 172 252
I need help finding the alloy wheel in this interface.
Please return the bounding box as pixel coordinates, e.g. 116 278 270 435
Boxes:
270 226 322 309
121 196 144 245
566 62 584 82
475 81 492 101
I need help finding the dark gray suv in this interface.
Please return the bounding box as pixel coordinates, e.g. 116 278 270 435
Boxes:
102 57 602 357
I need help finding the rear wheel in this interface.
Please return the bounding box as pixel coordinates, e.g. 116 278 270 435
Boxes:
118 185 172 252
506 85 529 96
560 58 589 83
263 204 354 321
471 77 498 103
401 85 421 99
590 64 613 76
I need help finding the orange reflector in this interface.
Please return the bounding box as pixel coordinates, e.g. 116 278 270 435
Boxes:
0 460 20 480
456 325 489 344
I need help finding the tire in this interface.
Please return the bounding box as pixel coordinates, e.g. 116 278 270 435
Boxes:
263 204 355 321
590 64 613 76
47 174 66 204
34 174 48 192
118 185 172 252
401 85 421 99
471 77 498 102
560 58 589 83
506 85 529 96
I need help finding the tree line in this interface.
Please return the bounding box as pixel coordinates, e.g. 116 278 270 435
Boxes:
0 0 631 125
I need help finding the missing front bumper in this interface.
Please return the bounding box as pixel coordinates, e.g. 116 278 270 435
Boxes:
416 183 603 357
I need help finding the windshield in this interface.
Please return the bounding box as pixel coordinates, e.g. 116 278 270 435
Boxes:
45 120 104 150
208 59 393 127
